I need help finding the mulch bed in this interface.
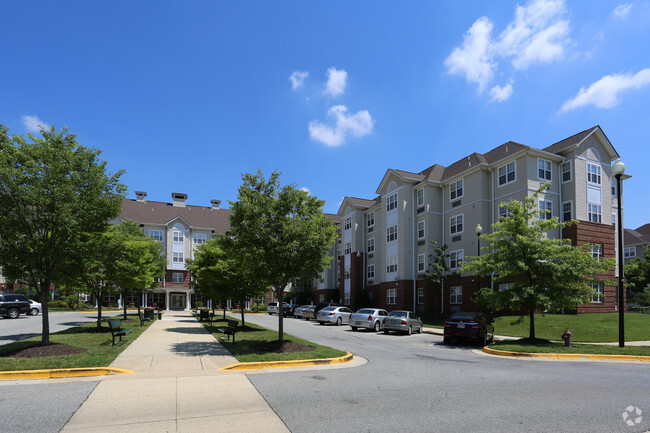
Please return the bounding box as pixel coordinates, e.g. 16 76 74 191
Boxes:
253 340 316 353
5 344 88 358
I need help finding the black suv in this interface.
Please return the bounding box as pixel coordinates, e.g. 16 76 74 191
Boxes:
0 294 31 319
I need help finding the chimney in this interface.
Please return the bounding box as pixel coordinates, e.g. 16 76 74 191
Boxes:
211 199 221 210
135 191 147 203
171 192 187 208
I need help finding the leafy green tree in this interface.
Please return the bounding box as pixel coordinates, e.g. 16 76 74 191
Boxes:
0 125 125 345
462 184 615 341
425 241 452 313
229 170 338 342
625 247 650 310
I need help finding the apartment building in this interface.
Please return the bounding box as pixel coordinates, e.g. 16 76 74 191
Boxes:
315 126 627 315
624 224 650 260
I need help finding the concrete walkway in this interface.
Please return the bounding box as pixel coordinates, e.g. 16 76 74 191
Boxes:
60 311 290 433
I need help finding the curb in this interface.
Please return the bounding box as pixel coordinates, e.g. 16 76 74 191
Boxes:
0 367 133 381
483 346 650 362
220 352 354 371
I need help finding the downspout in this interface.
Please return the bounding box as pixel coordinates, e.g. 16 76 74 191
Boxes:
489 167 495 291
412 187 417 313
440 183 445 315
559 157 566 239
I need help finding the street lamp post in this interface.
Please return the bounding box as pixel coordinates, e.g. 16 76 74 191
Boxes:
612 158 625 348
476 224 483 290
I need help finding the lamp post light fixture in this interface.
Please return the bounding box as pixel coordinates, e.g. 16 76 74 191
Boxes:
476 224 483 290
612 158 625 348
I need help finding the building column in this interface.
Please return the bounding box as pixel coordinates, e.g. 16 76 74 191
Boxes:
186 291 191 311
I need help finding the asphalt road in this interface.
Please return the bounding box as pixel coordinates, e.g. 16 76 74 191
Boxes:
0 311 120 345
244 313 650 433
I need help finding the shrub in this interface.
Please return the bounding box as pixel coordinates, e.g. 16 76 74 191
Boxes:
49 300 68 309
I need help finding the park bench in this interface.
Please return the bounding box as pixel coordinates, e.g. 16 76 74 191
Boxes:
216 320 238 343
138 311 151 327
108 319 133 345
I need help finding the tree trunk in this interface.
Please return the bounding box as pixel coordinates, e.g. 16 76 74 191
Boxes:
240 299 246 327
97 290 103 329
529 306 536 340
40 280 51 346
276 287 284 342
122 290 128 320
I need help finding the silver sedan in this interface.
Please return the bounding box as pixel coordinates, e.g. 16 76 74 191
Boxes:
382 310 423 335
316 306 354 326
302 305 317 320
349 308 389 332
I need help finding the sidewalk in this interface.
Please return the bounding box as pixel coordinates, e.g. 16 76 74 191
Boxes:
60 311 290 433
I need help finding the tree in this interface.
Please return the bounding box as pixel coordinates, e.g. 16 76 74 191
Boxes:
425 241 452 314
229 170 338 342
0 125 126 345
462 184 615 341
625 247 650 311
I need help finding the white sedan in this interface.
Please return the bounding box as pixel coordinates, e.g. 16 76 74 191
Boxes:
316 306 354 326
29 299 42 316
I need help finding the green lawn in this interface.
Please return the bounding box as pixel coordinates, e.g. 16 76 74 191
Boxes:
492 313 650 342
0 314 152 371
491 340 650 357
201 318 347 363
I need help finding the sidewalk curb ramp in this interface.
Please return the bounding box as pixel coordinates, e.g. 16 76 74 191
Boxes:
483 346 650 362
0 367 133 380
220 352 354 371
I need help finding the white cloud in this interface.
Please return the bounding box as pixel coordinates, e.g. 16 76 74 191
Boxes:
490 82 514 102
560 69 650 112
444 17 496 93
22 115 50 133
309 105 374 147
613 4 632 20
323 67 347 97
289 71 308 90
300 186 311 195
445 0 570 97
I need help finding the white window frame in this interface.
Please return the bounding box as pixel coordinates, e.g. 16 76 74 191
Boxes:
344 242 352 255
367 264 375 280
367 238 375 253
624 247 636 259
386 288 397 305
450 286 462 304
538 158 552 181
417 287 424 304
498 204 512 219
561 161 572 183
173 230 184 243
587 163 601 185
450 179 463 200
387 225 398 242
149 230 164 242
417 220 425 239
386 193 397 211
449 249 463 269
590 244 603 261
172 251 184 264
416 189 424 207
590 283 603 303
588 203 602 223
193 233 207 245
539 199 552 220
450 214 463 235
386 256 398 274
344 269 350 280
417 254 426 272
498 161 516 186
499 283 511 291
367 211 375 228
562 201 573 222
344 217 352 231
172 272 184 283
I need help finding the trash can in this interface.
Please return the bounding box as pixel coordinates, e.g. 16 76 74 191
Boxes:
144 308 154 320
157 310 163 320
199 309 209 321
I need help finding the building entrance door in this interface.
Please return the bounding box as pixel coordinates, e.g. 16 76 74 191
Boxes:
170 293 186 310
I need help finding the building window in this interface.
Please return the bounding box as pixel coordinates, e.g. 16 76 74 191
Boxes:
172 272 184 283
561 161 572 182
499 283 511 291
387 256 398 274
588 203 602 223
344 217 352 231
562 201 572 222
587 163 601 184
386 288 397 305
624 247 636 259
498 162 516 186
173 252 184 264
173 231 184 243
319 293 325 303
193 233 206 245
416 189 424 207
450 286 462 304
387 225 398 242
450 214 463 235
590 244 603 261
539 200 552 220
417 220 425 239
386 193 397 211
449 250 463 269
367 238 375 253
417 254 426 272
344 269 350 280
344 242 351 255
367 264 375 280
590 283 603 303
498 203 512 219
450 179 463 200
537 159 552 181
418 287 424 304
149 230 164 242
367 212 375 228
344 294 351 305
611 179 617 197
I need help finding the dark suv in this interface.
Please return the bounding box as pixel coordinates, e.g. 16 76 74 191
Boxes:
0 294 31 319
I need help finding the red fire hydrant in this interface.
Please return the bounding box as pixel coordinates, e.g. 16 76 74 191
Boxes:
562 329 572 347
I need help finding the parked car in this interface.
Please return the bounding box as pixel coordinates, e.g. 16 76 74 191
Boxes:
317 306 354 325
443 312 495 346
382 310 423 335
349 308 389 332
294 305 312 319
0 294 31 319
29 299 42 316
283 303 298 317
313 302 341 317
302 305 317 320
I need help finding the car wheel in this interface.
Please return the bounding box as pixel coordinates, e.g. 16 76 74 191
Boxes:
443 337 451 345
383 329 390 335
351 326 357 331
30 308 39 316
305 317 310 321
373 321 381 332
336 317 342 326
319 321 325 325
418 324 423 334
268 312 272 315
7 308 20 319
488 331 495 344
479 329 488 346
407 326 412 335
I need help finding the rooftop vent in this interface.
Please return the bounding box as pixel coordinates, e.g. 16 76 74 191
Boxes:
135 191 147 203
211 199 221 210
172 192 187 208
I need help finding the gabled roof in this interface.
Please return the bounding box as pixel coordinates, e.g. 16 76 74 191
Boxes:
625 224 650 246
337 196 381 216
543 126 599 154
120 199 231 232
633 223 650 241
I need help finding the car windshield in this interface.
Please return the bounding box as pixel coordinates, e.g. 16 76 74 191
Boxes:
356 309 375 314
388 311 407 318
321 307 336 312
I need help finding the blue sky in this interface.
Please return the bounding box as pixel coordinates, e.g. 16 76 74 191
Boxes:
2 1 649 229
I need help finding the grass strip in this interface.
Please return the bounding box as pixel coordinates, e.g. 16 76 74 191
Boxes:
490 340 650 356
200 317 347 363
0 314 152 371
